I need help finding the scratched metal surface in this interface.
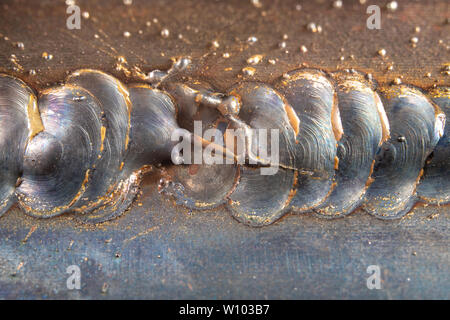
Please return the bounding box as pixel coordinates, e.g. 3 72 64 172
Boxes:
0 0 449 299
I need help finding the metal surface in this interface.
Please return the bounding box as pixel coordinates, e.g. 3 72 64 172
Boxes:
0 0 449 299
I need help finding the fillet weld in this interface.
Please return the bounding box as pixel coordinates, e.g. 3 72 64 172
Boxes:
0 66 448 226
26 95 44 140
